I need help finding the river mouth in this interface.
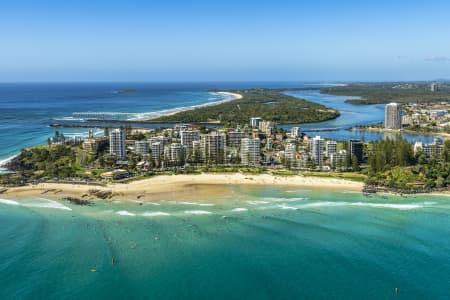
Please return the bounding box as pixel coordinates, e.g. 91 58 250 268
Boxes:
282 89 434 143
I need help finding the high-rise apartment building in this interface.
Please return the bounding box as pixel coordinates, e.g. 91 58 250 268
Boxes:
200 132 226 163
385 103 402 129
109 128 127 159
180 130 200 155
310 136 324 167
134 140 150 155
349 139 364 163
240 137 261 166
325 140 337 157
290 127 301 138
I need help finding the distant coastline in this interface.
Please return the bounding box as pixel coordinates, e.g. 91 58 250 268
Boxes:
128 91 242 121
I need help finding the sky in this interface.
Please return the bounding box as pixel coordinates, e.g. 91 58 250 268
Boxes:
0 0 449 82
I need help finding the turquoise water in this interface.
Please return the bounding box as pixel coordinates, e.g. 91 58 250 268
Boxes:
1 187 450 299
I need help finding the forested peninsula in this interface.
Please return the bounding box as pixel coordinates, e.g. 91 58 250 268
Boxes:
319 82 450 105
150 89 340 125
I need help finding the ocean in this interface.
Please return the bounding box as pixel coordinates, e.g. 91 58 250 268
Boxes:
1 187 449 299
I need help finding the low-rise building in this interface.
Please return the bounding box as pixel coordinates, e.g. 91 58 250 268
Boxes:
101 169 129 180
250 117 263 128
414 137 444 159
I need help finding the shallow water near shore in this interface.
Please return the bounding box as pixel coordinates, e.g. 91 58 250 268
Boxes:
1 186 450 299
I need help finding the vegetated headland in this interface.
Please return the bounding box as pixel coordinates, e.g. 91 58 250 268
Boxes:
149 89 340 125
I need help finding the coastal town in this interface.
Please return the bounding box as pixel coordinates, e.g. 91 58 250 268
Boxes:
2 83 450 195
73 85 450 181
2 89 449 194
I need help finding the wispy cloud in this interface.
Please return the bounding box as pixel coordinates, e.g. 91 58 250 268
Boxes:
425 56 449 63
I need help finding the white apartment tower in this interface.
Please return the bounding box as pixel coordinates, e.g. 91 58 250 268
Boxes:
200 132 226 163
385 103 402 129
109 128 127 159
325 140 337 157
151 141 163 162
431 83 439 92
134 140 150 155
180 130 200 155
166 143 185 163
240 137 261 166
290 127 301 138
310 136 324 167
284 143 297 167
259 121 275 135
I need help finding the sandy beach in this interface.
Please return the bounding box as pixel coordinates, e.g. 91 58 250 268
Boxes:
1 173 362 202
139 91 243 120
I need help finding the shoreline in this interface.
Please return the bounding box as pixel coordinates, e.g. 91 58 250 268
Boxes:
131 91 242 121
0 91 242 169
1 173 363 202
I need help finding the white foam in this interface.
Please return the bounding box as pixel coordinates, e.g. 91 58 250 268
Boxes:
296 201 428 210
141 211 171 217
0 198 72 211
177 201 214 207
183 210 212 215
0 154 18 167
22 199 72 211
278 205 298 210
264 197 306 203
247 200 270 205
116 210 136 216
0 198 20 206
124 92 237 121
231 208 248 212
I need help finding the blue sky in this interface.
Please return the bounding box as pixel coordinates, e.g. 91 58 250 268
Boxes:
1 0 449 82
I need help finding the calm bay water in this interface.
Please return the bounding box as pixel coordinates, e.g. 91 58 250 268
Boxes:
1 187 450 299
